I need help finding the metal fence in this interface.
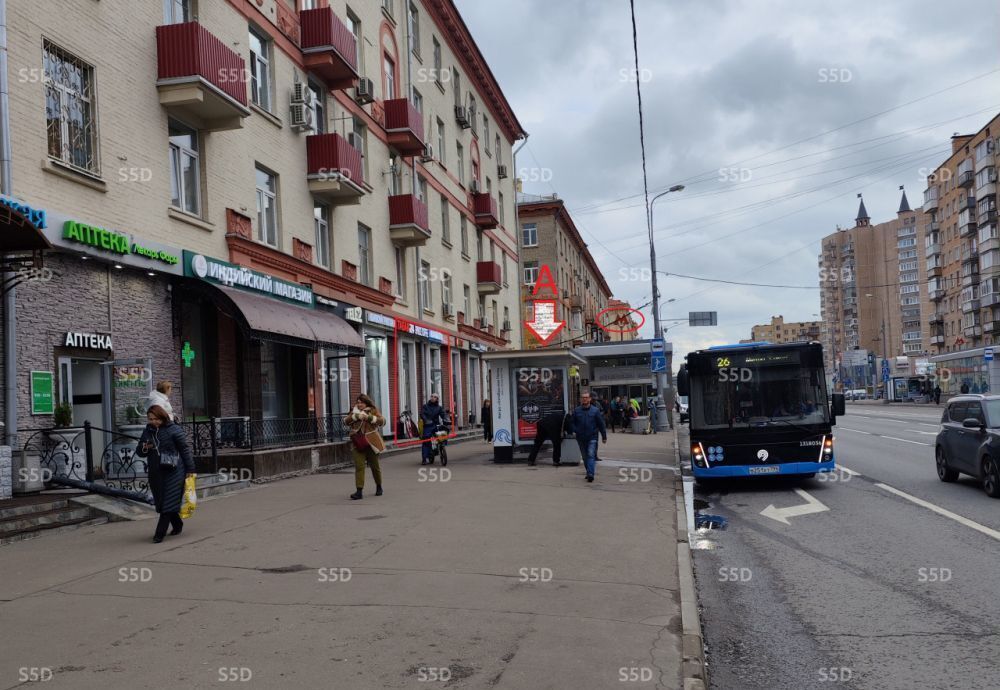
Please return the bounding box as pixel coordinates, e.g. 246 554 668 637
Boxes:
179 414 352 455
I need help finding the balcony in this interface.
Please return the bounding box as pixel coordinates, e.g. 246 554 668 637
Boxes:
959 169 976 188
979 208 998 225
925 221 940 233
300 7 359 90
962 299 981 313
384 98 425 156
928 312 944 325
964 325 983 338
925 241 941 258
927 265 942 278
306 133 365 204
962 271 981 287
929 288 946 301
959 216 978 237
155 22 250 131
569 294 584 311
983 291 1000 307
388 194 430 246
930 335 945 346
959 196 976 211
986 321 1000 335
476 261 502 294
472 193 499 229
923 190 939 212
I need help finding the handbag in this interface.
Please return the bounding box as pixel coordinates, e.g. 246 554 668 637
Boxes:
159 451 180 470
365 430 385 454
351 432 371 451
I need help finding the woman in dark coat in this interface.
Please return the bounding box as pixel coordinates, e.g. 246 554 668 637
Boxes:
482 399 493 443
135 405 196 542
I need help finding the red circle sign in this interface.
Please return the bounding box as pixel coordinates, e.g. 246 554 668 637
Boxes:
596 306 645 335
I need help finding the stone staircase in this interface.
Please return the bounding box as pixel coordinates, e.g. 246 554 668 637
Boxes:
0 494 108 544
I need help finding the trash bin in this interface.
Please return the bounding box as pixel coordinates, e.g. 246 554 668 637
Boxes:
630 416 649 434
559 437 581 465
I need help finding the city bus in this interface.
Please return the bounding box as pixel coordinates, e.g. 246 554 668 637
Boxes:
677 341 845 481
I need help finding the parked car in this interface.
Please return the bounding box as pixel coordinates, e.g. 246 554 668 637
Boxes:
934 394 1000 497
676 395 689 423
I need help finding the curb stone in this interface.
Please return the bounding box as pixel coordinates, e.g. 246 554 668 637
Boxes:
673 433 707 689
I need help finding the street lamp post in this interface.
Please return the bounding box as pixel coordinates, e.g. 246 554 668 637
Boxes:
866 293 890 405
648 184 685 431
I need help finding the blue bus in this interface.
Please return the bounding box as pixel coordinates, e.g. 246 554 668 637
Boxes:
677 341 846 482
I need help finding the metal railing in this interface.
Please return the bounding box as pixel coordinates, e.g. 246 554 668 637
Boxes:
180 414 352 454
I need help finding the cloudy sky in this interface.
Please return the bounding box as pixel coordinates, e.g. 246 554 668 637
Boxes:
455 0 1000 361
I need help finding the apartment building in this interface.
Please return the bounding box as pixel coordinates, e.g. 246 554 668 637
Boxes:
1 0 525 456
746 316 822 344
819 191 929 375
923 116 1000 358
518 193 613 347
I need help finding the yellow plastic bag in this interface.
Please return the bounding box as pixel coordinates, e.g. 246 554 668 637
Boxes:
179 474 197 519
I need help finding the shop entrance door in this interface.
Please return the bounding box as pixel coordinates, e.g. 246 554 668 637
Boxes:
58 356 107 456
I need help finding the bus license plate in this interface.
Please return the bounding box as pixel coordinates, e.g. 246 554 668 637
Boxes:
748 465 780 475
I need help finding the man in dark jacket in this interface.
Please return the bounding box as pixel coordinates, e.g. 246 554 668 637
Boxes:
527 410 570 466
420 394 448 464
934 385 942 405
569 391 607 482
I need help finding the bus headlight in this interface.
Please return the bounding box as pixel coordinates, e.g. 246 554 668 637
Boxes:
692 442 708 469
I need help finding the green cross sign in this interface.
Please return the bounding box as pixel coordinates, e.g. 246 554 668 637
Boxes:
182 341 196 368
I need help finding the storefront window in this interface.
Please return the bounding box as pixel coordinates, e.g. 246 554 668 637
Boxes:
365 336 386 412
935 355 991 395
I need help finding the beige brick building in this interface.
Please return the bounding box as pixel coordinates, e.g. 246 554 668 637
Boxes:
819 191 930 377
746 316 822 344
1 0 525 457
517 194 613 347
922 116 1000 354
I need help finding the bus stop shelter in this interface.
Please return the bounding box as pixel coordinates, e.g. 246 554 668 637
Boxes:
482 348 587 464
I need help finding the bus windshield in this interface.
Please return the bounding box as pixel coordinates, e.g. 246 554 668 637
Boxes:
691 362 829 430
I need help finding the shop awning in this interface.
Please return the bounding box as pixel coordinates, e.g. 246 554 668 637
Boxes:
216 285 364 353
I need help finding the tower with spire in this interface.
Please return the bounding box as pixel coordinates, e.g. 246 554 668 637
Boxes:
855 193 870 227
897 185 911 215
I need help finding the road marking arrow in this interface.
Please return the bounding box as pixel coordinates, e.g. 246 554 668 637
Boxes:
760 488 829 525
524 299 565 345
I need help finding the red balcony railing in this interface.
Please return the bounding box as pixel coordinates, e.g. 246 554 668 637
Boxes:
300 7 359 89
156 22 248 107
476 261 502 285
389 194 429 231
384 98 425 155
472 193 499 228
306 133 364 187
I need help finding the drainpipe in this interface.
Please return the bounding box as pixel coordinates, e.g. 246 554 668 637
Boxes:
512 133 529 351
0 0 18 447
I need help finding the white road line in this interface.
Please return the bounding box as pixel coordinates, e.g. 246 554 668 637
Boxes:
875 483 1000 542
905 430 938 435
838 427 872 435
837 465 861 476
881 435 931 446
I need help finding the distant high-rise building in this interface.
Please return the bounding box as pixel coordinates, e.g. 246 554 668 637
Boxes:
746 316 822 344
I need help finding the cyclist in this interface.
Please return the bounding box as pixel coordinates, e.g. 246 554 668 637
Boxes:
420 393 450 465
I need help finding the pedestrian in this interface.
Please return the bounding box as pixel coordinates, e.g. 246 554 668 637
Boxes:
648 396 658 434
420 393 448 465
482 399 493 443
527 410 569 466
961 382 970 394
934 385 941 405
569 391 607 483
135 404 195 543
347 394 385 500
147 380 175 421
610 396 622 433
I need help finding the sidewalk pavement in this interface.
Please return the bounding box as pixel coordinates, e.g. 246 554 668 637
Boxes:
0 428 703 690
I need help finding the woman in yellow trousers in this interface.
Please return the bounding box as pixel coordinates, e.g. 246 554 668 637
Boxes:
347 394 385 500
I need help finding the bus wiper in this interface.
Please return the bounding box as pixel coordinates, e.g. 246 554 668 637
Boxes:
761 417 822 434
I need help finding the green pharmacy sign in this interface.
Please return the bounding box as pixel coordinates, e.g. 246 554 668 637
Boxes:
31 371 54 415
63 221 180 267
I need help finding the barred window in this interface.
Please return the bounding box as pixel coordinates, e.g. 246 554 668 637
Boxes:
44 41 99 174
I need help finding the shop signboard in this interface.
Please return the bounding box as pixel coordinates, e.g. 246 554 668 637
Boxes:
31 371 54 415
366 312 395 329
514 367 566 443
184 251 314 307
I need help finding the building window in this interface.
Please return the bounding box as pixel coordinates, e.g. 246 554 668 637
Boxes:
441 195 451 244
412 87 423 113
163 0 193 23
468 94 477 133
491 301 498 329
351 116 368 180
523 223 538 247
347 9 363 75
436 118 446 165
417 174 428 202
495 134 501 162
395 246 407 299
503 306 510 329
502 253 508 286
443 273 453 308
44 41 99 174
255 165 278 247
309 81 326 133
460 217 469 256
358 223 373 286
452 68 461 106
314 203 330 268
382 0 394 18
432 38 442 85
408 2 421 56
420 260 432 309
463 285 470 316
383 53 396 99
498 191 505 224
476 231 484 260
249 27 272 111
457 142 465 184
524 260 539 284
168 119 200 216
483 116 490 154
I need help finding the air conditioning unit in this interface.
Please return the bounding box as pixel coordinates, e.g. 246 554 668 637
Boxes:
290 102 314 131
497 164 508 179
470 179 481 194
355 77 375 105
420 143 434 162
291 82 314 106
442 303 453 317
455 105 471 129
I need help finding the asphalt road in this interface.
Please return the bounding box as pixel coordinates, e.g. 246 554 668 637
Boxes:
684 403 1000 690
